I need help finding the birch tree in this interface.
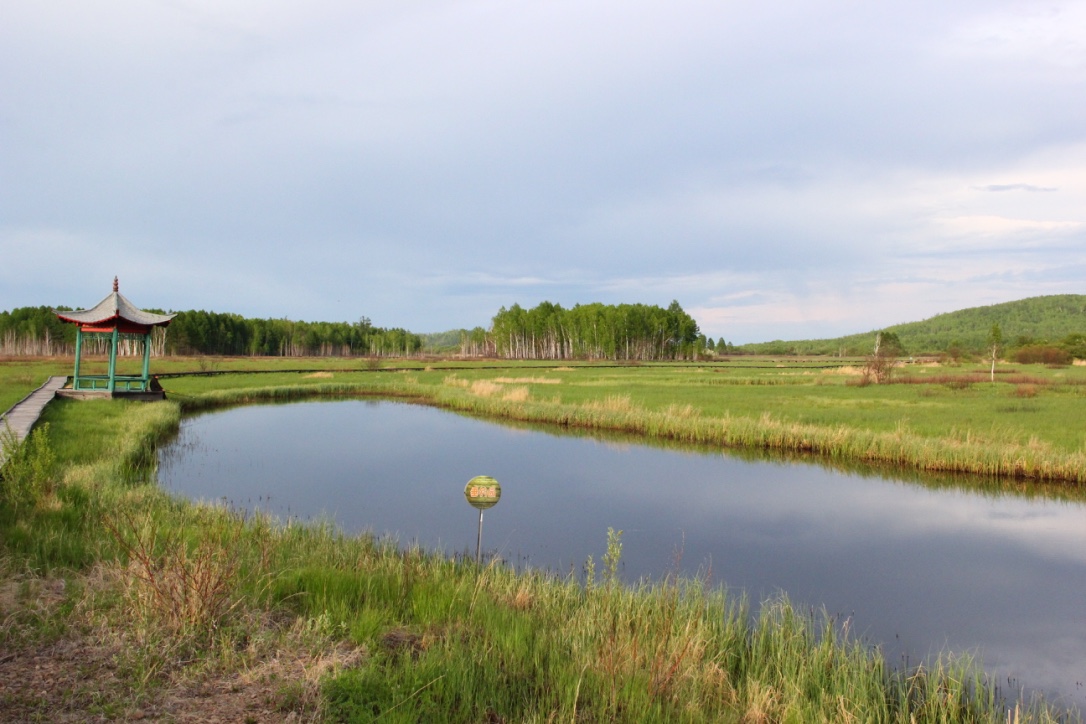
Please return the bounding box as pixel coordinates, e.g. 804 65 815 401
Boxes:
987 323 1002 382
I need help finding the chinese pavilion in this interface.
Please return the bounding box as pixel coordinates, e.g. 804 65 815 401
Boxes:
54 278 175 397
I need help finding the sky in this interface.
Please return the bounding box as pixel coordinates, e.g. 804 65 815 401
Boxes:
2 1 1084 344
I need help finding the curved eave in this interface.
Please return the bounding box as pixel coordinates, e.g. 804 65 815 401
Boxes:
53 292 175 329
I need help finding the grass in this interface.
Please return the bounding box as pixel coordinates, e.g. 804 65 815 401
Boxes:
1 353 1083 720
0 357 69 412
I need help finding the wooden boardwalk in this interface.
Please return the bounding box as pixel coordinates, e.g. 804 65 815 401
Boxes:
1 376 67 454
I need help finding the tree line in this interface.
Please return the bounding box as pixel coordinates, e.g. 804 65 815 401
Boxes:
164 311 423 357
458 300 709 360
0 306 424 358
0 306 75 355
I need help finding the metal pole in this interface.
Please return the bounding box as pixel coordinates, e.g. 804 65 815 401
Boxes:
476 509 484 565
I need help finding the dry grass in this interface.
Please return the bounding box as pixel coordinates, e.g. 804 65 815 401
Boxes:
661 403 698 418
469 380 503 397
492 376 562 384
459 379 531 401
500 385 530 402
583 394 634 412
302 371 334 379
741 680 781 723
823 366 863 375
104 512 255 639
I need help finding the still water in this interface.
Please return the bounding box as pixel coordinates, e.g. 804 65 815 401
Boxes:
158 399 1086 709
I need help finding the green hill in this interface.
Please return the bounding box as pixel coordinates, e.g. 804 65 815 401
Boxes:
736 294 1086 356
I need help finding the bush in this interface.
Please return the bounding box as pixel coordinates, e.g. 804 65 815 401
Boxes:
0 423 57 511
1059 333 1086 361
861 353 896 384
1012 345 1072 366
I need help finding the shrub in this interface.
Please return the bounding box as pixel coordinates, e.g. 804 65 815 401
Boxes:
861 354 895 384
1012 345 1072 366
0 423 57 511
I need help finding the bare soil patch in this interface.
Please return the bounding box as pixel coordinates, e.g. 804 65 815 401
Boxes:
1 574 363 723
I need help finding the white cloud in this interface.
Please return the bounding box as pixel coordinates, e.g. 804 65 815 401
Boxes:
941 2 1086 76
932 216 1083 240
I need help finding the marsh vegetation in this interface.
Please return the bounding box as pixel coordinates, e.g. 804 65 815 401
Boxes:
2 355 1084 721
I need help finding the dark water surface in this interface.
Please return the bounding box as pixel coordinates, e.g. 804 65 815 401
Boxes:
158 399 1086 709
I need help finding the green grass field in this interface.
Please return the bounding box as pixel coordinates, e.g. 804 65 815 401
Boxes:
1 354 1083 721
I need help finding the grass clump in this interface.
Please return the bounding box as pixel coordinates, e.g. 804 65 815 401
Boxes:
0 423 57 511
104 509 259 641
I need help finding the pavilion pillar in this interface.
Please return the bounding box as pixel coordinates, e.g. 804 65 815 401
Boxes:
107 327 119 394
73 327 84 390
141 331 152 390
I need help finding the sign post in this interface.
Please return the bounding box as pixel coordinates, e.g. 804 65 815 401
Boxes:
464 475 501 564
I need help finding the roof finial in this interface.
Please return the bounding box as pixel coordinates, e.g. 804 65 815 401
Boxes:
113 276 119 293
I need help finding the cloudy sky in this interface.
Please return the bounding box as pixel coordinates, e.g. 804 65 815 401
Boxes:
2 1 1084 343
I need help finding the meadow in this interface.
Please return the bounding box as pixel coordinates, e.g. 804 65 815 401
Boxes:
1 354 1083 721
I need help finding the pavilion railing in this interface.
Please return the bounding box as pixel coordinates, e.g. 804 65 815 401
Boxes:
72 375 151 392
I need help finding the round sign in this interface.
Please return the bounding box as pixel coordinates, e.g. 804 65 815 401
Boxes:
464 475 501 510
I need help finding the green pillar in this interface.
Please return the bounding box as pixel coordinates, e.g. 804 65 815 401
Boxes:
73 327 84 389
141 331 152 391
107 327 119 394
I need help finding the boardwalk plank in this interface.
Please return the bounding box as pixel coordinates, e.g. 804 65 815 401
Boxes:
1 377 68 463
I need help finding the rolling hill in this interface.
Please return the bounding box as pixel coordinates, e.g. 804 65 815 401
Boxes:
736 294 1086 356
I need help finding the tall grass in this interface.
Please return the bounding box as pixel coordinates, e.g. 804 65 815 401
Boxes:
306 531 1062 722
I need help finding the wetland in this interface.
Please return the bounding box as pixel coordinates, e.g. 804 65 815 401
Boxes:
160 397 1086 709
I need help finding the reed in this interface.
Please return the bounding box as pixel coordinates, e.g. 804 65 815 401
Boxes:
311 536 1064 722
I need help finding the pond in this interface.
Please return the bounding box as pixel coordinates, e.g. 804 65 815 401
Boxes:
158 399 1086 709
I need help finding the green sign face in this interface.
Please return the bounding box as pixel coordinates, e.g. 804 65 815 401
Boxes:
465 475 501 510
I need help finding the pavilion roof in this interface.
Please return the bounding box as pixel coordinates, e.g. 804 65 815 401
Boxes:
54 278 175 329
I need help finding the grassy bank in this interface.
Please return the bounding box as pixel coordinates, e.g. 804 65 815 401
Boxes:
156 357 1086 486
1 356 1082 720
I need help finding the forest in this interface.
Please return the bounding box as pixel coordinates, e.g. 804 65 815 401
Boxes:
0 301 705 361
0 306 424 358
458 300 705 360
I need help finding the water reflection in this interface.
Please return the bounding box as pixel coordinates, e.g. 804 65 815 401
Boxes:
158 399 1086 709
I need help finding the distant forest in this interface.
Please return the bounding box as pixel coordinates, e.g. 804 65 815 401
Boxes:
4 295 1083 361
0 301 708 361
0 307 423 358
736 295 1086 358
457 301 707 360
